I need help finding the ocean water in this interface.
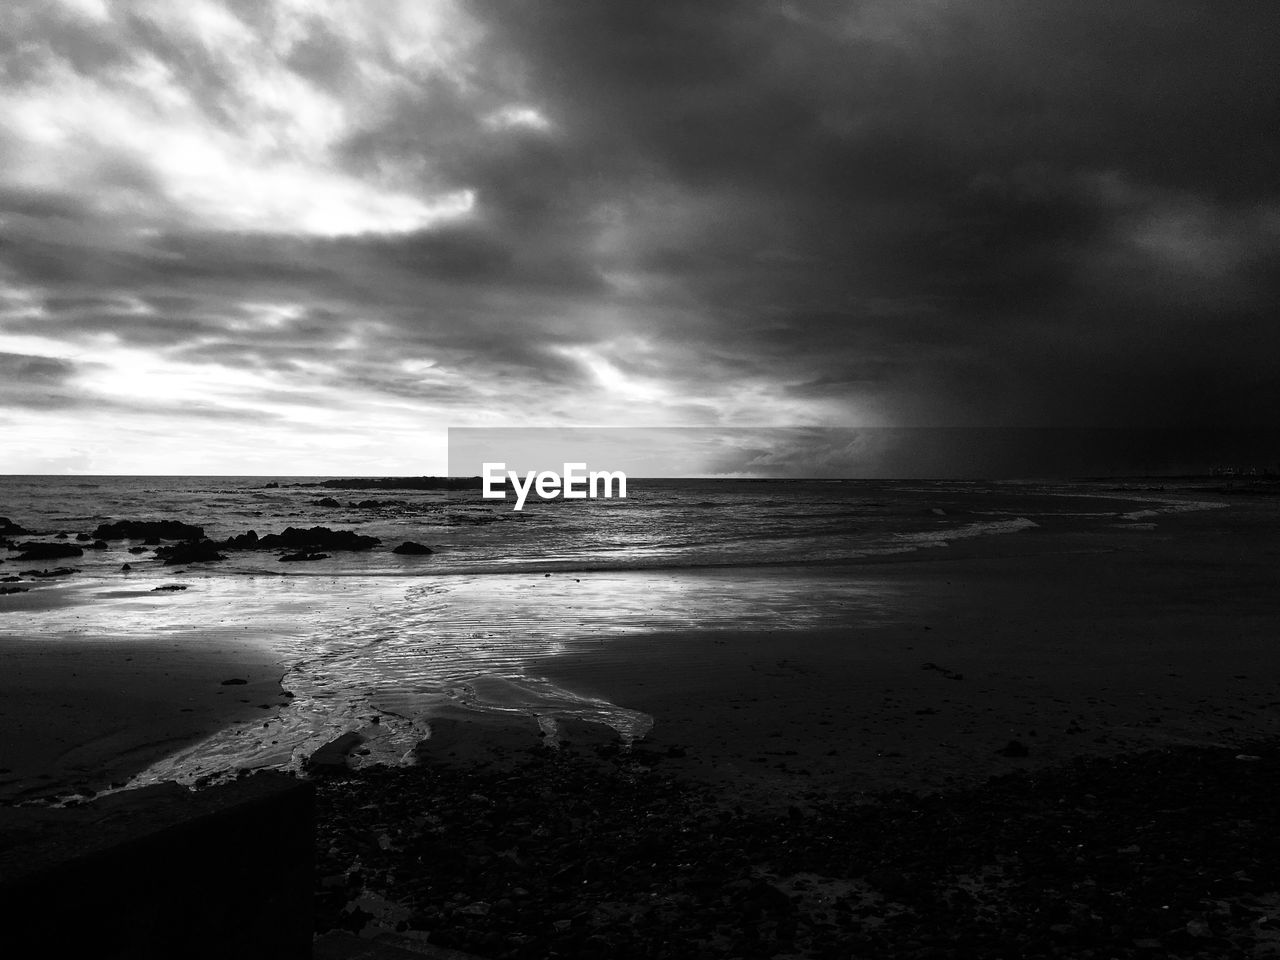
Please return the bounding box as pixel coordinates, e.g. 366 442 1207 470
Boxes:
0 476 1222 789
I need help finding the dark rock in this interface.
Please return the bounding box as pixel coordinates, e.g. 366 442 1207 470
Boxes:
315 498 341 508
151 584 188 592
224 526 379 552
127 546 148 554
313 476 479 491
93 520 206 541
998 740 1030 757
75 533 91 542
16 542 84 560
355 499 381 510
55 532 68 539
221 678 248 685
0 586 29 594
120 564 132 572
305 732 365 774
279 552 329 562
392 541 433 556
0 517 31 536
90 540 108 550
264 481 279 488
144 537 161 546
20 567 78 578
153 540 227 566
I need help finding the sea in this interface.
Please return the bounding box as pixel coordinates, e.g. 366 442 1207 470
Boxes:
0 475 1225 791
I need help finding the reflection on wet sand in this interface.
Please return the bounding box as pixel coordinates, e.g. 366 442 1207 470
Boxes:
114 568 898 788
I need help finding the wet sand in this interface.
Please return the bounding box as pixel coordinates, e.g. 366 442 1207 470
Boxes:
2 496 1278 808
534 501 1280 804
0 636 285 801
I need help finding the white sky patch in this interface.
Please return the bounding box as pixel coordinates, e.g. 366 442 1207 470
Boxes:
484 105 553 132
51 0 110 22
0 1 480 236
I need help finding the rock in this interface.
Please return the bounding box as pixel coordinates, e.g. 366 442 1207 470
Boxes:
221 678 248 685
315 497 341 508
75 533 91 542
279 552 329 562
120 563 132 572
127 546 148 554
89 540 109 550
225 526 380 552
997 740 1030 757
151 584 188 592
0 586 29 594
16 542 84 560
355 499 381 510
153 540 227 565
392 541 433 556
0 517 31 536
305 732 365 774
20 567 78 578
264 481 279 488
93 519 206 541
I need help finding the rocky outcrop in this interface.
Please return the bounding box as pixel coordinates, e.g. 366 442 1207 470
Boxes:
310 476 480 491
315 497 341 508
153 540 227 566
223 526 380 552
392 541 434 555
0 517 30 536
16 542 84 561
93 520 206 541
279 552 329 562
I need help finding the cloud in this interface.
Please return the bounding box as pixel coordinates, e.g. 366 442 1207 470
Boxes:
0 1 1277 472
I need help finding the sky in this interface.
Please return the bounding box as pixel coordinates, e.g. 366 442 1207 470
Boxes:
0 0 1276 475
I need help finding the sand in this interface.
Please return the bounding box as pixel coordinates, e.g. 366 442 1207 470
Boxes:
533 499 1280 804
0 635 285 801
3 494 1278 808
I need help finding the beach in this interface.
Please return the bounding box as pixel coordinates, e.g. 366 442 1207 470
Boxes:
6 489 1277 804
4 481 1280 956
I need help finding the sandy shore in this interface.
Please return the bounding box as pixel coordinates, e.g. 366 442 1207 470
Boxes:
531 499 1280 804
3 494 1277 810
0 635 284 802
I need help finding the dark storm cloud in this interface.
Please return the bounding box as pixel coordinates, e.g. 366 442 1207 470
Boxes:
1 1 1276 472
448 0 1280 428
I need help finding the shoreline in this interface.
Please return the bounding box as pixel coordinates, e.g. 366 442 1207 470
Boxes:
0 636 286 802
1 494 1276 805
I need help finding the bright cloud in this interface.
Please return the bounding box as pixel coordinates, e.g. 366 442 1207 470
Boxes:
0 0 479 236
